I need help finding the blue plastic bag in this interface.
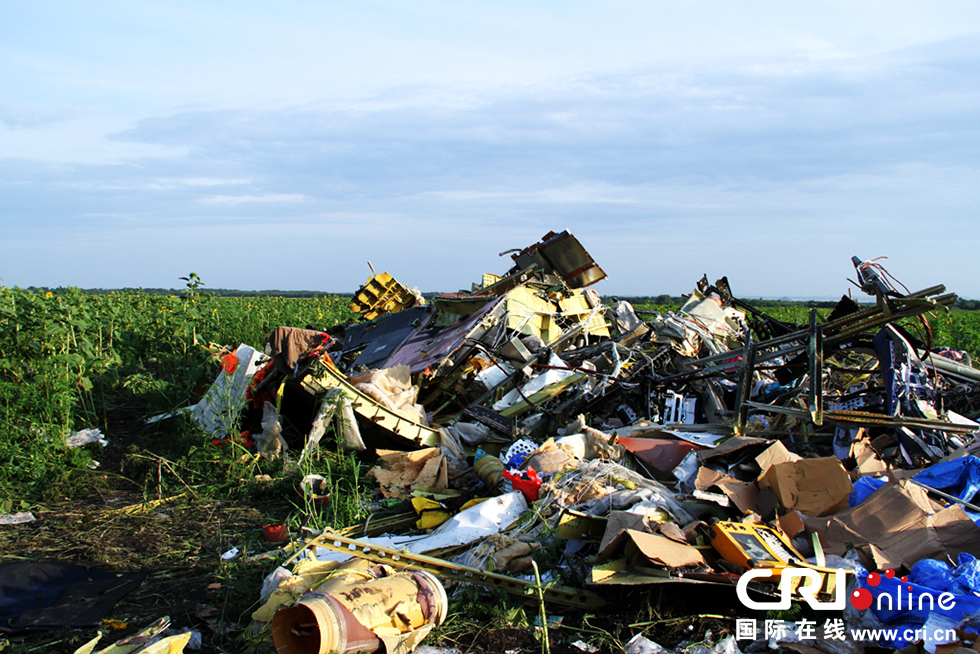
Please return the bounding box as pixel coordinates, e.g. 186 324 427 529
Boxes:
912 553 980 596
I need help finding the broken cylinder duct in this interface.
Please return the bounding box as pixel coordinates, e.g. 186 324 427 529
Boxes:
271 564 448 654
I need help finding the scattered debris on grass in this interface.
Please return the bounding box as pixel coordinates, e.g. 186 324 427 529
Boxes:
6 231 980 654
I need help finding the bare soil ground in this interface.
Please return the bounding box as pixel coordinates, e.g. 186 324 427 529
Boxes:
0 490 738 654
0 490 276 653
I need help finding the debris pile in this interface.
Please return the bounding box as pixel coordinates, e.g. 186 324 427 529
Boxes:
195 231 980 653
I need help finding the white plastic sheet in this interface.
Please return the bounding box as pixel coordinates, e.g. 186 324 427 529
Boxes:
315 492 529 562
66 428 107 448
192 344 265 434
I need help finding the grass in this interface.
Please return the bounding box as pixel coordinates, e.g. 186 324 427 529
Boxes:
0 491 277 652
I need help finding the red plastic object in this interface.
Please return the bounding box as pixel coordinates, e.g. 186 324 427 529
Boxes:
502 468 541 502
221 352 239 374
246 360 276 409
210 431 254 450
263 523 289 542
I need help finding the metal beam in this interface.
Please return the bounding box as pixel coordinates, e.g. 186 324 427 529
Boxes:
303 532 608 610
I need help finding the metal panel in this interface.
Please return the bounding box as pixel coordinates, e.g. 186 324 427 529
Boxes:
342 305 435 371
301 358 442 448
384 296 507 376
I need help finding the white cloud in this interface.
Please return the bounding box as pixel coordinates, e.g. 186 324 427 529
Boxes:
197 193 309 205
170 177 251 187
2 17 979 297
0 102 79 129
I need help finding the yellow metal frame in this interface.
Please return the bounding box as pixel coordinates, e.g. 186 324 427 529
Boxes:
301 356 442 448
350 272 419 320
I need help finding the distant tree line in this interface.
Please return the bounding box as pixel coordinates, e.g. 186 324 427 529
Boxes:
71 288 351 299
608 295 980 311
16 287 980 310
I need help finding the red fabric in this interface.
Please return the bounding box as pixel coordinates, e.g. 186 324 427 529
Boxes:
246 360 277 409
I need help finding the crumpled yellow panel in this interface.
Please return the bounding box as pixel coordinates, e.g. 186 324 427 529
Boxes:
131 632 192 654
412 497 451 529
73 633 102 654
251 560 347 623
73 617 190 654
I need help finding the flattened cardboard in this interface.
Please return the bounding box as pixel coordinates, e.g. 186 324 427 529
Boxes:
853 438 889 476
617 437 703 475
599 529 707 569
865 504 980 570
777 510 806 539
368 448 449 499
597 511 650 557
817 480 980 569
698 437 771 463
940 447 970 463
758 457 853 517
694 468 760 515
694 467 726 492
826 480 933 541
658 522 689 545
929 505 980 559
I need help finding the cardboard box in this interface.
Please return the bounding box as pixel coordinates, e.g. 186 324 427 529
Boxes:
758 457 853 517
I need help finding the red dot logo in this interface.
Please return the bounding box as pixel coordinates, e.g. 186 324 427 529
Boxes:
884 569 895 579
867 572 881 587
851 588 873 610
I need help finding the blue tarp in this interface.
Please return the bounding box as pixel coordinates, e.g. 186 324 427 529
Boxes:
849 476 888 507
849 456 980 510
858 554 980 647
912 456 980 504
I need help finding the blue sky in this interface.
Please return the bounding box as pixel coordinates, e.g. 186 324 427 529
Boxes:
2 2 979 299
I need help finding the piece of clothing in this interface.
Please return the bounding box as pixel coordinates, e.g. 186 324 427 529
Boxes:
266 327 329 376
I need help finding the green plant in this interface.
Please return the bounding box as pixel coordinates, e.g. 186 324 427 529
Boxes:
179 272 206 295
0 499 29 514
564 614 627 653
532 559 551 654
